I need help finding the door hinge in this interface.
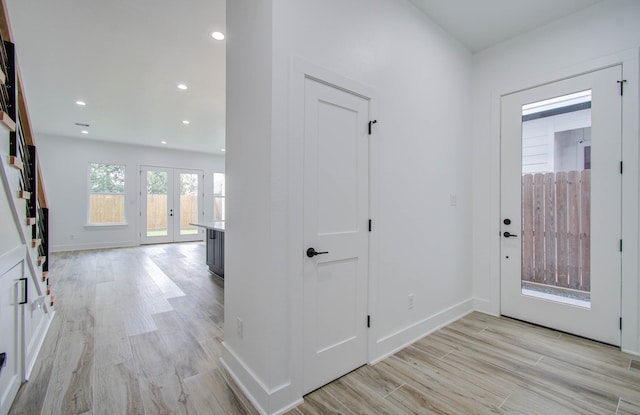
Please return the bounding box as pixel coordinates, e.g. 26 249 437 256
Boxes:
617 80 627 96
368 120 377 135
620 161 624 174
620 239 623 252
368 219 372 232
367 315 371 328
620 317 622 330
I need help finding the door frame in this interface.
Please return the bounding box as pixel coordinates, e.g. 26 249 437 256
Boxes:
499 67 622 345
288 57 379 399
486 50 639 353
139 165 205 245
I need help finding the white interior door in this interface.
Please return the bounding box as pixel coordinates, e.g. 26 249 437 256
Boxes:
303 77 370 393
500 66 622 346
141 167 204 245
0 256 24 415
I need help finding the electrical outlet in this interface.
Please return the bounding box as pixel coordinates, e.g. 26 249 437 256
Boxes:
449 193 458 206
237 317 243 339
408 293 414 310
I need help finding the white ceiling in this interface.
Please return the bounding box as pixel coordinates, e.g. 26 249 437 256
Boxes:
409 0 605 52
6 0 226 154
5 0 603 154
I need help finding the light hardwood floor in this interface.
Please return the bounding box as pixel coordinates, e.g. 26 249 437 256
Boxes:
9 243 640 414
9 243 256 415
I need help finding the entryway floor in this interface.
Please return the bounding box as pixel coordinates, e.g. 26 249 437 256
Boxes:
10 243 640 414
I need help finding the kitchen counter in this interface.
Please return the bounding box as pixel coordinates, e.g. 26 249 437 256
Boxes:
190 222 224 278
190 221 225 232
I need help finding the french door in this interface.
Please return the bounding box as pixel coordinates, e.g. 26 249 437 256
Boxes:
500 66 622 346
140 166 204 244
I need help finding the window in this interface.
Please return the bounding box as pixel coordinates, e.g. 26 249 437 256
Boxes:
213 172 225 221
88 163 126 225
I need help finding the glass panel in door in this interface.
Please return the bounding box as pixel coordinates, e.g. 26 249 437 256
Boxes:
178 172 199 236
213 172 225 221
521 90 592 308
146 170 170 238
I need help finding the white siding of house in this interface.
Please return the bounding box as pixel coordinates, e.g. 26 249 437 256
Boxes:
522 109 591 174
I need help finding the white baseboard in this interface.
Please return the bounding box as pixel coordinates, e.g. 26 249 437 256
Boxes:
370 298 474 365
50 240 138 253
221 343 297 415
473 297 500 316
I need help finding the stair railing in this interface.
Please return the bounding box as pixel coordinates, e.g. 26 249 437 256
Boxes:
1 2 50 297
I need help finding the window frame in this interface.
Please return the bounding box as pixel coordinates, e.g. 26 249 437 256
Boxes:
213 172 225 222
86 162 128 227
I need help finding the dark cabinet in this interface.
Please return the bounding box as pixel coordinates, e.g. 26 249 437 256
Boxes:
206 229 224 278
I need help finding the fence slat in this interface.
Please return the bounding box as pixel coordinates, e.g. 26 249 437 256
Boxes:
89 194 125 223
555 172 568 288
567 171 580 289
544 172 556 285
533 173 545 283
521 170 590 294
580 170 591 291
180 195 199 229
147 194 168 230
522 174 534 282
145 194 199 232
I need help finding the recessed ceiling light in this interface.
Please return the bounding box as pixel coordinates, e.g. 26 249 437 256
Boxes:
182 120 190 125
211 31 225 40
161 141 167 144
81 130 89 134
221 148 226 152
177 84 188 90
76 100 86 106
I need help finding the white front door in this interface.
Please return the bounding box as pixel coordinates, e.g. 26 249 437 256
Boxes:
500 66 622 346
303 77 370 393
141 167 204 244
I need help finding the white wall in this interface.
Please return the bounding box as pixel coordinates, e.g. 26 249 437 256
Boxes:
224 0 473 413
471 0 640 353
0 130 23 257
36 134 225 251
0 171 22 256
222 0 277 411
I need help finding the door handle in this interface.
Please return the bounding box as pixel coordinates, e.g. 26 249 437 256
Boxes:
19 277 27 305
503 231 518 238
0 352 6 374
306 248 329 258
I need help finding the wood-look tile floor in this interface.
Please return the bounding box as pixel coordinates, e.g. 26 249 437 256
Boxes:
10 243 640 414
9 243 258 415
287 315 640 415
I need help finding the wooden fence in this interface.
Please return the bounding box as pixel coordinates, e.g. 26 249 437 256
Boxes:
89 194 198 230
89 194 125 224
522 170 590 292
146 194 199 230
